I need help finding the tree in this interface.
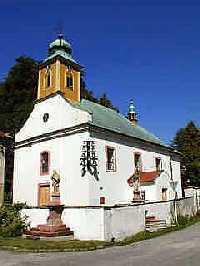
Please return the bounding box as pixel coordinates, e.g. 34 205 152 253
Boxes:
0 56 39 133
172 121 200 187
98 93 119 112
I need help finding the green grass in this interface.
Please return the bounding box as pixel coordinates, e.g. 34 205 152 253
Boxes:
0 237 112 252
0 213 200 252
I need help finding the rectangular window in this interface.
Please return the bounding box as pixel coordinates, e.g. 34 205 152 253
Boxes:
162 188 167 201
155 157 162 172
66 75 73 89
134 153 142 172
141 191 145 201
40 151 50 175
106 146 116 171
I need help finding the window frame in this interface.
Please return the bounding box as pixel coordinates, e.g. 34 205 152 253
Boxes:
155 157 162 172
162 188 168 201
66 73 74 90
134 152 142 173
40 151 50 176
46 71 51 88
106 146 117 172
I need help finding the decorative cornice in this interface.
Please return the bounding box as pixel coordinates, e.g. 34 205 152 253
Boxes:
15 123 90 149
15 121 180 157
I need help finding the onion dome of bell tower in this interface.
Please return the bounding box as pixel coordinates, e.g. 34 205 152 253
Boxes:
43 34 77 64
128 99 138 126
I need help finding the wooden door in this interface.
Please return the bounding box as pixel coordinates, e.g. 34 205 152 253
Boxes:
38 183 50 206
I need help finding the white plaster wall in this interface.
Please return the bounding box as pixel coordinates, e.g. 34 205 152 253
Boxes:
13 131 90 206
144 201 172 224
16 94 91 142
87 137 134 206
60 132 90 206
175 196 198 217
21 208 49 228
140 184 157 202
171 159 182 198
104 206 145 240
87 135 182 206
62 208 104 240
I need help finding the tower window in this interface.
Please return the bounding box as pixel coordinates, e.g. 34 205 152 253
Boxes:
66 74 73 90
40 151 50 175
46 72 51 87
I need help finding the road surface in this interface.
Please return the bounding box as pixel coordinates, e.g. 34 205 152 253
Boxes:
1 222 200 266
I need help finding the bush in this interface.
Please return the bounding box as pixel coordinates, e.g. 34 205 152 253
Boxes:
0 204 28 237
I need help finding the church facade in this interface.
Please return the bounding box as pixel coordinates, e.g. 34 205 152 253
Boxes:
13 35 182 208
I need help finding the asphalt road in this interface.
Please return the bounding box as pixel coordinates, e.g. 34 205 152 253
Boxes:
1 223 200 266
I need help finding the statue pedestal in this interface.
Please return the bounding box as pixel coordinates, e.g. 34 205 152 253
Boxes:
51 192 60 205
25 204 73 238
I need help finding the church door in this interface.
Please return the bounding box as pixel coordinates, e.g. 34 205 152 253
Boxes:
38 183 50 206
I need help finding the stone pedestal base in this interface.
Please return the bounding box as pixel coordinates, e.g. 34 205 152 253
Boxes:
25 204 73 238
25 224 73 237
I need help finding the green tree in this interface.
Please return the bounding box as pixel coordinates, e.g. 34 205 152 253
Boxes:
98 93 119 112
172 121 200 187
0 56 39 133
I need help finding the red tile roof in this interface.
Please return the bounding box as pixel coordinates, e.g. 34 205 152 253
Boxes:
140 171 159 184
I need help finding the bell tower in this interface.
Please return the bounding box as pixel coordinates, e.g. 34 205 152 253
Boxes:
37 34 81 102
128 99 138 126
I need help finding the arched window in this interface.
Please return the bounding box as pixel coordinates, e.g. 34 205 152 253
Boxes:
66 74 73 90
40 151 50 175
46 71 51 87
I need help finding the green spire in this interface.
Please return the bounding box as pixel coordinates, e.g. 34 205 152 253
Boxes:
43 34 76 63
128 99 136 114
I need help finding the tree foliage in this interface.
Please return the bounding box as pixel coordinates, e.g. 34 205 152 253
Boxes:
0 56 118 133
0 56 38 133
172 121 200 187
0 203 28 237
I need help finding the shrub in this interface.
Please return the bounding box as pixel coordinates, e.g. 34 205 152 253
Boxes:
0 204 28 237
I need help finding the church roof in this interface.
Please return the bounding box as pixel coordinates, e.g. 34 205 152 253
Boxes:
77 99 164 146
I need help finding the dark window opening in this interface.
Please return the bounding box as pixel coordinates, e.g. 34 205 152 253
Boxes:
155 158 162 172
66 75 73 89
134 153 141 172
162 188 167 201
106 147 116 171
40 152 49 175
46 73 51 87
141 191 145 201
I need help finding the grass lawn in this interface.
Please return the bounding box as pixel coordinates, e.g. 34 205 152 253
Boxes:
0 214 200 252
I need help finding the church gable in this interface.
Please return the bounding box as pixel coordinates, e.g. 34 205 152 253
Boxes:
16 93 91 143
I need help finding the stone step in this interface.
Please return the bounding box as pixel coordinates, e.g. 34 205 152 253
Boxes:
25 229 74 237
145 216 156 221
146 220 166 226
145 217 167 232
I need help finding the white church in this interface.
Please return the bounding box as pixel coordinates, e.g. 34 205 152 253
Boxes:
13 35 182 208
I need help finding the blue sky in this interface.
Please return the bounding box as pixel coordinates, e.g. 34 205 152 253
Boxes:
0 0 200 143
